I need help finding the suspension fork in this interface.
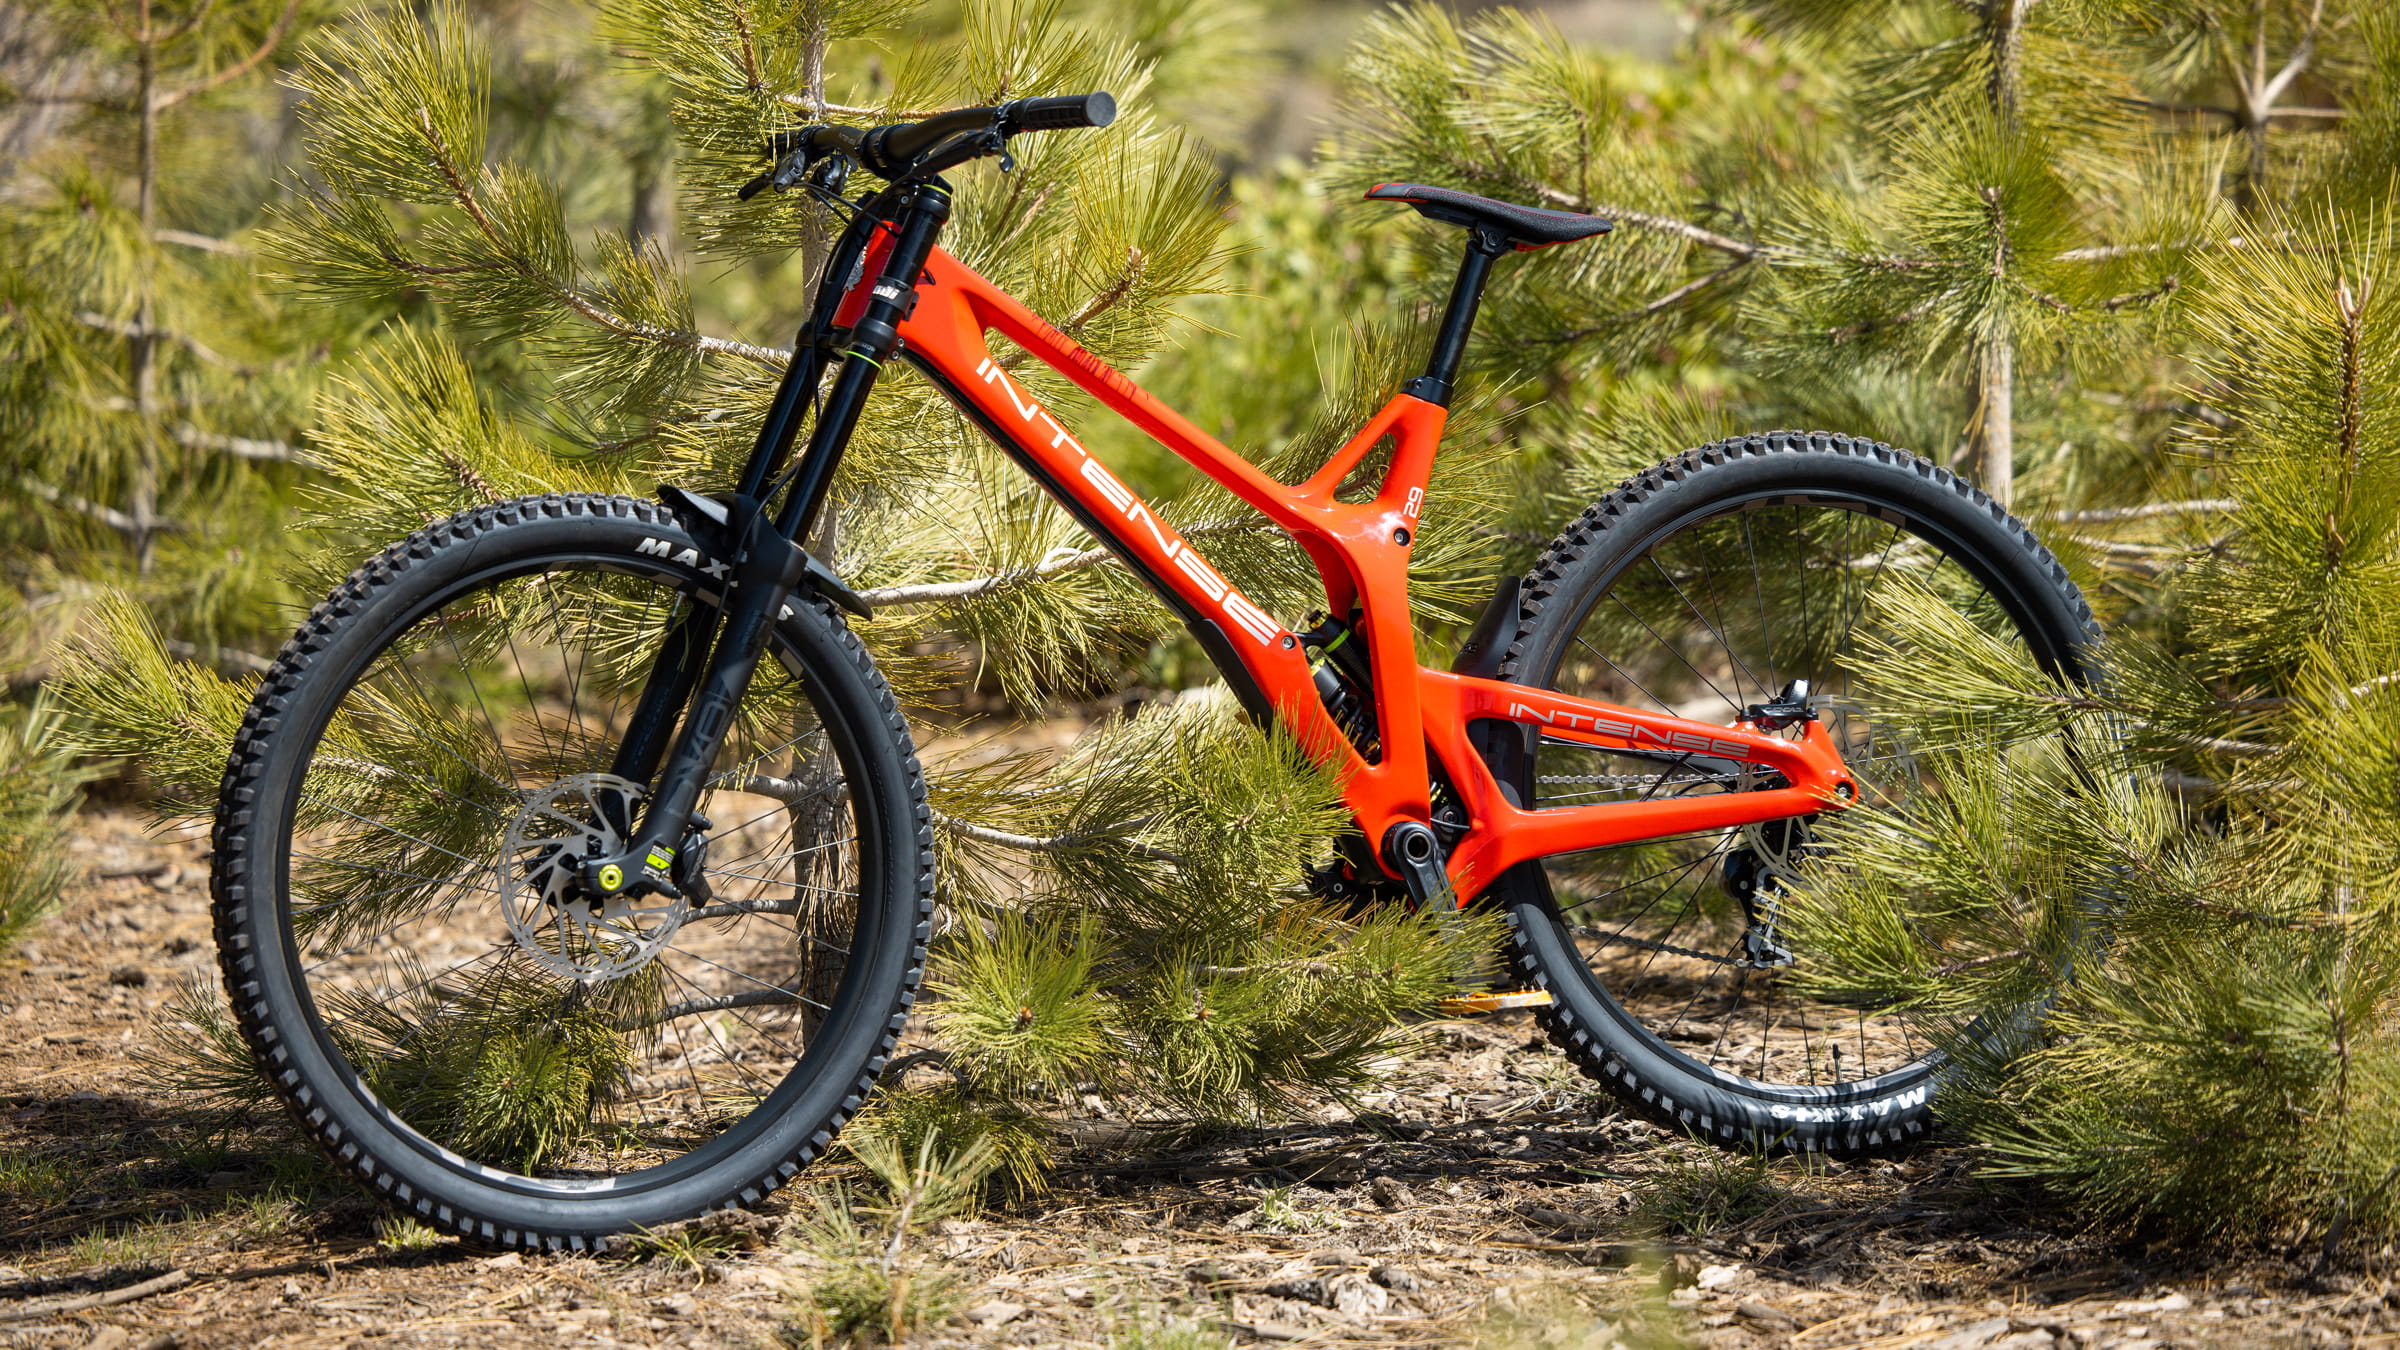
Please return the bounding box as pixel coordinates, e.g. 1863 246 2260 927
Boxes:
580 183 951 904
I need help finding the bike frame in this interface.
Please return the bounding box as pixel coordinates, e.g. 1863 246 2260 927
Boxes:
860 232 1854 904
601 178 1855 909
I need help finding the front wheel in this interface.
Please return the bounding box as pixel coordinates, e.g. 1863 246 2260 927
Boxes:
1490 433 2099 1152
211 493 933 1247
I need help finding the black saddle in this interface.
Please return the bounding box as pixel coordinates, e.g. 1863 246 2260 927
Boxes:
1366 182 1613 251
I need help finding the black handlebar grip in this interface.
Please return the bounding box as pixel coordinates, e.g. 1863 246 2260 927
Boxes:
1005 92 1116 132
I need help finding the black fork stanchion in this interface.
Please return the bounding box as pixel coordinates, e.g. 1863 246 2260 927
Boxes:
579 183 952 905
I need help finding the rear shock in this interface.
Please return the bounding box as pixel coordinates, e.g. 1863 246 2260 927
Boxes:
1299 611 1379 762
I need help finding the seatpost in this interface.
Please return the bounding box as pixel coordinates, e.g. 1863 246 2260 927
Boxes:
1401 224 1509 408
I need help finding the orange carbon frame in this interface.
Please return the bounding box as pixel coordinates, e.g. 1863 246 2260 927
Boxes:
876 241 1856 903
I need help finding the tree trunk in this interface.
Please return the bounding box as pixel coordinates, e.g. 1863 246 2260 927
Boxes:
628 155 673 247
130 7 161 575
1979 0 2023 510
1981 333 2013 509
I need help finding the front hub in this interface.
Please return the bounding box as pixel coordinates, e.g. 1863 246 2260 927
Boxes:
501 773 688 983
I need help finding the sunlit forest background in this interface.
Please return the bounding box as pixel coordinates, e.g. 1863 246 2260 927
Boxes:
8 0 2400 1253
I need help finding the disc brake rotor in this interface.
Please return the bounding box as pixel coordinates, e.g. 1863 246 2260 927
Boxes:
500 773 685 983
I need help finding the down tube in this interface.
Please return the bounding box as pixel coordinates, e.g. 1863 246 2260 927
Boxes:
901 354 1326 729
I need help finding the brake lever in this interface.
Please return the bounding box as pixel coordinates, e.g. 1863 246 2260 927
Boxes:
738 145 855 203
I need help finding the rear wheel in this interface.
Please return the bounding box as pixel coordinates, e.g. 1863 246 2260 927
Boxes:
1490 433 2098 1152
212 493 933 1247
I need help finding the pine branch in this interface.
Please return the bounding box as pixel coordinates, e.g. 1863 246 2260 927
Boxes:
1063 248 1147 333
852 522 1277 608
2077 393 2235 430
411 111 788 371
1436 152 1770 260
2054 499 2239 523
1516 259 1753 345
161 639 273 675
933 810 1183 865
2061 535 2200 559
2121 98 2347 123
72 311 251 373
777 95 946 118
154 229 246 255
618 988 803 1030
21 479 179 537
1926 948 2029 978
173 424 310 464
149 0 305 112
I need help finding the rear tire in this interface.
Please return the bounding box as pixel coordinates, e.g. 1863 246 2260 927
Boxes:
212 493 933 1247
1488 432 2098 1152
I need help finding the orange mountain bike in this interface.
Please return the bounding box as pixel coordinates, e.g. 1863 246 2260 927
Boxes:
211 94 2100 1247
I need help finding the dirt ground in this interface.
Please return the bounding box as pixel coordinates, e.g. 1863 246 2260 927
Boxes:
4 810 2397 1349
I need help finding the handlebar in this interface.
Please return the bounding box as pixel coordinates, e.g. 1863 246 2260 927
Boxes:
737 92 1116 200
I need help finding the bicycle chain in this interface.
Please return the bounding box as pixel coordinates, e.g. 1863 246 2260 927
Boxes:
1537 773 1729 788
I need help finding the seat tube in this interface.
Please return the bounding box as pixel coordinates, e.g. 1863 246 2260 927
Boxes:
776 182 953 542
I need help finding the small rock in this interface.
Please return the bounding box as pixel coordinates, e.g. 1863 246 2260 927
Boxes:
2153 1292 2192 1312
650 1293 698 1318
1262 1277 1329 1306
479 1251 523 1270
1327 1272 1388 1319
1061 1284 1094 1307
1925 1316 2014 1350
718 1265 780 1291
1695 1263 1743 1291
1989 1332 2057 1350
107 966 147 988
146 865 183 890
1369 1265 1419 1293
281 1279 303 1301
84 1328 130 1350
965 1300 1026 1327
1736 1299 1799 1329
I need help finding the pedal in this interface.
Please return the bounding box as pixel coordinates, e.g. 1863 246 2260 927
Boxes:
1436 988 1556 1016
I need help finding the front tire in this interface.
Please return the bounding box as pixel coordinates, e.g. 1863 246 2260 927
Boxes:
212 493 933 1247
1489 433 2099 1152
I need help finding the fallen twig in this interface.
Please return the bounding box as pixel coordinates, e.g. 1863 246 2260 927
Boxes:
0 1268 190 1322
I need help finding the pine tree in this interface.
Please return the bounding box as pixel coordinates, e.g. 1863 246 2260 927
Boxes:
68 0 1494 1170
0 0 350 671
1319 0 2375 517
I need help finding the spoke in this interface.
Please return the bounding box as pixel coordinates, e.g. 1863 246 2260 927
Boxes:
1607 593 1740 714
303 795 495 874
666 944 826 1012
435 599 519 785
1650 553 1768 703
1741 514 1780 696
1572 635 1674 712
